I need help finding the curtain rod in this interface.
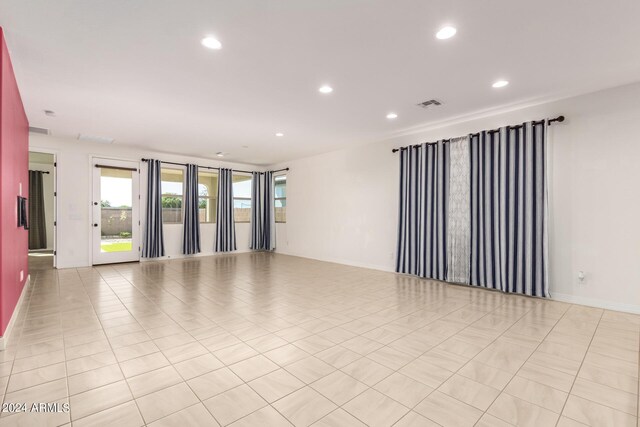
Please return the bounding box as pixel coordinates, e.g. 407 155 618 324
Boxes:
95 164 138 172
391 115 565 153
29 169 50 174
140 159 289 174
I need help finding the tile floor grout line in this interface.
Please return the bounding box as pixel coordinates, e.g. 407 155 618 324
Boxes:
114 264 281 427
324 294 524 426
61 268 117 423
186 269 464 426
143 267 555 426
397 297 540 425
123 260 467 425
553 308 605 427
0 270 68 423
0 272 32 415
386 298 589 425
93 264 222 423
58 269 73 425
106 262 299 427
314 295 488 424
71 266 149 425
106 265 217 425
369 294 558 425
472 302 574 426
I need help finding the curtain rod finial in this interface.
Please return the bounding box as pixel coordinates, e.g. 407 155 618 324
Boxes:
548 115 565 125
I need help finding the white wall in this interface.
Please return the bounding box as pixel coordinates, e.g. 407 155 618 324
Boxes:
29 134 260 268
271 82 640 312
272 142 398 270
27 160 55 250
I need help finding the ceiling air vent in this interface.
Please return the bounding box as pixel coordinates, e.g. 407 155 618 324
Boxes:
417 99 442 109
78 134 115 144
29 126 50 135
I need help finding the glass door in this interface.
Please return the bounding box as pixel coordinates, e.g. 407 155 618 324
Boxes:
92 158 140 265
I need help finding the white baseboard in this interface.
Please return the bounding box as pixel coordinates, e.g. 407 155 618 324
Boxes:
139 249 253 263
275 251 640 315
56 249 255 268
274 250 395 273
551 292 640 314
0 275 31 350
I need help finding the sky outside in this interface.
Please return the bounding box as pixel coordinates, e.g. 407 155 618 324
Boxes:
101 177 132 207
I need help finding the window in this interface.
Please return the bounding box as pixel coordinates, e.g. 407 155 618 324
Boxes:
198 171 218 223
161 168 184 223
275 175 286 223
232 174 252 223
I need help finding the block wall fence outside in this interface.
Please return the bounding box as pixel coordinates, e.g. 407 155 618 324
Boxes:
99 207 256 236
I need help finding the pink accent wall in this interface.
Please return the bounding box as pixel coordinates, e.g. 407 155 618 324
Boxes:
0 27 29 336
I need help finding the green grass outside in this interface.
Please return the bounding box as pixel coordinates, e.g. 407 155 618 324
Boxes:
101 242 133 252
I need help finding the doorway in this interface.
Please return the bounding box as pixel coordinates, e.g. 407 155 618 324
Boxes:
92 158 140 265
28 151 56 270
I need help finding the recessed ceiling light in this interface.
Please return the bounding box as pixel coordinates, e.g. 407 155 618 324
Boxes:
318 85 333 94
492 80 509 88
436 26 457 40
201 37 222 50
216 152 224 157
386 113 398 119
275 132 284 137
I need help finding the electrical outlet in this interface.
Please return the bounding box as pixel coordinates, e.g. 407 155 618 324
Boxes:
577 271 585 284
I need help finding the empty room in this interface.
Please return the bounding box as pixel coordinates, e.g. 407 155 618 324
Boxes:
0 1 639 426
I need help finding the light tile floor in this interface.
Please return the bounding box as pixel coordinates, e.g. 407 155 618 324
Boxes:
28 250 54 271
1 253 638 426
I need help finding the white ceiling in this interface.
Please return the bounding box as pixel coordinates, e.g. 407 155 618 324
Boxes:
2 0 640 165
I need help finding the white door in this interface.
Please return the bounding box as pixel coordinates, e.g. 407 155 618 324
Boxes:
92 158 140 265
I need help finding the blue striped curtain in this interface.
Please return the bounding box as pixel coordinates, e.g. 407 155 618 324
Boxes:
470 122 548 297
142 159 165 258
214 168 237 252
470 131 501 290
396 141 448 280
182 164 201 254
250 171 275 251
